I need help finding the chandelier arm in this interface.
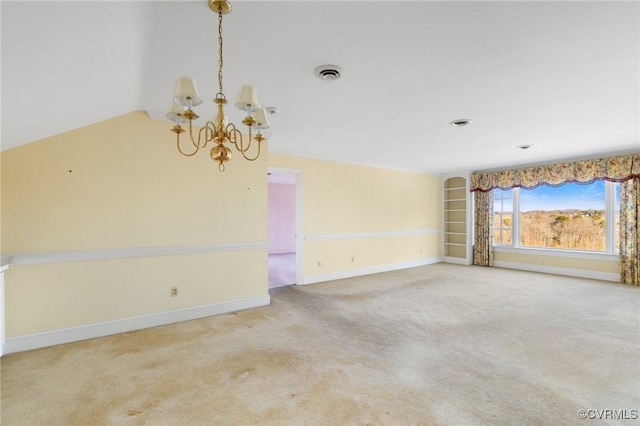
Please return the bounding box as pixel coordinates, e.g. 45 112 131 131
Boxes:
226 125 241 150
176 133 200 157
239 140 262 161
206 120 218 134
227 122 256 153
204 122 218 146
225 122 237 136
187 120 200 148
185 120 210 150
227 125 260 160
231 127 245 151
230 127 254 154
201 125 213 148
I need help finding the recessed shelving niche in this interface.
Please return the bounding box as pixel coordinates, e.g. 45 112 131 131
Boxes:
443 174 472 264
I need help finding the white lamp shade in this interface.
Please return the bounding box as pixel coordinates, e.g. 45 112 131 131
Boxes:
234 85 260 112
173 76 203 107
253 108 271 130
166 101 185 123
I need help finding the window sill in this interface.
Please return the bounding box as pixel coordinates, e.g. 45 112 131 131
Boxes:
493 246 619 261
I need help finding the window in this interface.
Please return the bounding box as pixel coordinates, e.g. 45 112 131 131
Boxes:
492 181 620 253
493 188 512 245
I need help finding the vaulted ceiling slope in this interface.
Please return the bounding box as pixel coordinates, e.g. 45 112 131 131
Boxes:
2 1 639 174
1 1 151 151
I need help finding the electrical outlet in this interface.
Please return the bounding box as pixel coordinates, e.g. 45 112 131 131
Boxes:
170 286 178 297
351 256 355 262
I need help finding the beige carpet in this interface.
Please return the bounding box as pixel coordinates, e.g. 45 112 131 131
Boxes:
1 264 639 425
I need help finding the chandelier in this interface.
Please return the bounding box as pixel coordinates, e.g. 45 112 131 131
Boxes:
166 0 270 172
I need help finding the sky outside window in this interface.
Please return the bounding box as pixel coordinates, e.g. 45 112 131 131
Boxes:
520 181 605 212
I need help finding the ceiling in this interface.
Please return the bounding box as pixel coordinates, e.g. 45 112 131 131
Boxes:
2 1 638 174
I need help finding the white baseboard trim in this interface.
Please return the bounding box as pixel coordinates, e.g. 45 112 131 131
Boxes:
494 260 619 282
303 257 440 285
2 294 270 355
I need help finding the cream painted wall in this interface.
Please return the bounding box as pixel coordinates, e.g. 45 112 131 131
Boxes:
4 251 266 336
268 154 442 279
304 235 440 277
2 113 266 253
1 112 269 337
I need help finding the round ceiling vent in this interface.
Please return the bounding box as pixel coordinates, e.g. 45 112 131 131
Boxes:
314 65 343 81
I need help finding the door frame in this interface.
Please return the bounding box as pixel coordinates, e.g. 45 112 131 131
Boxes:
267 167 303 285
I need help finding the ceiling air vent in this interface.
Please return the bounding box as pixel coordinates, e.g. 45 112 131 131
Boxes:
314 65 343 81
450 119 471 127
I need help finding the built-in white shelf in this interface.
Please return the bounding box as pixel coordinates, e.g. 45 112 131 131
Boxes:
443 175 472 264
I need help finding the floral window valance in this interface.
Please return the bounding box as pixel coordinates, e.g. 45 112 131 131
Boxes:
470 153 640 192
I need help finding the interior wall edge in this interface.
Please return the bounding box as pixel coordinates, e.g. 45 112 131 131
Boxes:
2 294 270 356
3 241 269 267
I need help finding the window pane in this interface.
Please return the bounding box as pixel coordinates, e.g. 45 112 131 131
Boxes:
493 188 513 245
519 182 606 251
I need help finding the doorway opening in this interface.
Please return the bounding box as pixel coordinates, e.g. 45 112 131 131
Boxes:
267 168 302 288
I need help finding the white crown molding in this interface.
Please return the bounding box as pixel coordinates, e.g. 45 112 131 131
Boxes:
267 147 442 176
3 241 269 267
303 257 441 285
305 229 441 242
2 294 270 355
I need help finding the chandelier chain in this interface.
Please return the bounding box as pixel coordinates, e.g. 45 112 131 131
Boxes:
217 10 224 96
